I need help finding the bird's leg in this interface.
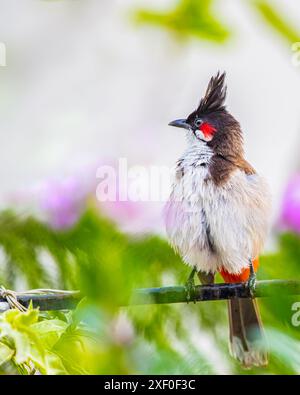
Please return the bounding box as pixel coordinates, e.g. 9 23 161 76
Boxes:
247 258 256 297
197 271 215 285
185 268 196 303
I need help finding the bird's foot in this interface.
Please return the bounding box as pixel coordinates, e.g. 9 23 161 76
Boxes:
185 268 197 304
247 260 256 298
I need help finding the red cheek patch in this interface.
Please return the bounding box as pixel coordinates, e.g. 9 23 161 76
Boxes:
200 122 216 138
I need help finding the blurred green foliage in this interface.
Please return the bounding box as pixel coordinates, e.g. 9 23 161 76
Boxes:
252 0 300 44
135 0 300 48
0 208 299 374
134 0 230 43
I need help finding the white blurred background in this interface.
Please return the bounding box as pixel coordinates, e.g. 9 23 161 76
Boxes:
0 0 299 240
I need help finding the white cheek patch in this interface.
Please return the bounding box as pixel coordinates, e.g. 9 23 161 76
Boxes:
195 129 213 142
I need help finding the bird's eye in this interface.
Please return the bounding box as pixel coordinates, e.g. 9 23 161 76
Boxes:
194 119 203 128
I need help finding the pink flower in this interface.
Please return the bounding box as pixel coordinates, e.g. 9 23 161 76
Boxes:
280 174 300 233
39 177 88 230
8 159 165 234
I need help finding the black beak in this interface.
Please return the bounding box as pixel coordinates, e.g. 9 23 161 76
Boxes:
168 119 190 130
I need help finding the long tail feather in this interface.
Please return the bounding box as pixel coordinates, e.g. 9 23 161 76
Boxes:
228 298 268 368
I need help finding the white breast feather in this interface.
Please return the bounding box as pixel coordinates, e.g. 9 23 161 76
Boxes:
164 141 271 275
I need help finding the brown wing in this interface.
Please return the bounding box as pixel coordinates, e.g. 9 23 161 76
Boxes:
209 155 237 186
209 155 256 186
235 158 256 175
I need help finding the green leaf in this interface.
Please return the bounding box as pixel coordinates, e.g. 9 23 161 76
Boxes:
252 0 300 44
0 342 13 365
10 330 31 364
134 0 230 43
31 319 68 349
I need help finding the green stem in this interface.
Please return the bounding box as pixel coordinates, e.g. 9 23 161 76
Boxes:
1 280 299 310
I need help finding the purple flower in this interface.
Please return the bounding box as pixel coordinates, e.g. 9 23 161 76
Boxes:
9 159 164 233
39 177 88 230
280 174 300 233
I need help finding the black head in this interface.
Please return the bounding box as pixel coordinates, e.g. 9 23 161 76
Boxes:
168 72 243 157
169 72 226 141
169 72 227 141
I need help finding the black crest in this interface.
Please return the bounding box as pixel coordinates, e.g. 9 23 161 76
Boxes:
197 71 227 115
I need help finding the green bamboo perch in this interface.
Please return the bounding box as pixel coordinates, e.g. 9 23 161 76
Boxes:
130 280 300 305
0 280 300 311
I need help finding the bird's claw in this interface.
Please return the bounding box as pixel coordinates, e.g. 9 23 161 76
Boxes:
247 260 256 298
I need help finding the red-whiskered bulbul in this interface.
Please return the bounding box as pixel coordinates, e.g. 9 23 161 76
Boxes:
165 72 271 367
